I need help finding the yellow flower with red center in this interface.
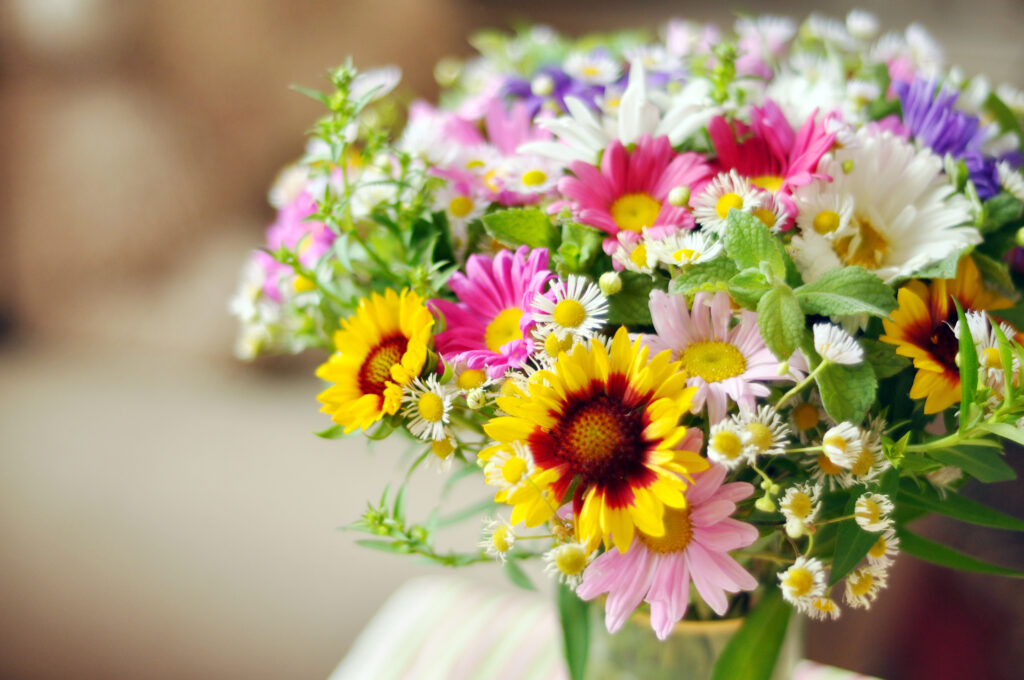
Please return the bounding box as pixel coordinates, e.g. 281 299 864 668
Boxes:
880 257 1012 413
483 327 707 553
316 288 434 433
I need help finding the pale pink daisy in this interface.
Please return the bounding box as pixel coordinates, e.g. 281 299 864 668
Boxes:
576 464 759 640
646 290 806 423
431 246 553 378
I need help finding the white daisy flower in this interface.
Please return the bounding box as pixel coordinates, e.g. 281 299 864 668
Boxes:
788 392 824 443
750 190 790 232
741 405 792 457
841 417 890 488
610 232 657 274
707 419 755 470
480 517 517 563
436 184 486 231
997 161 1024 202
646 229 724 268
563 49 622 85
813 323 865 365
808 597 842 621
501 155 562 195
532 275 608 341
790 131 979 284
821 422 863 469
955 310 1021 397
543 541 594 588
845 10 879 41
778 556 827 612
780 482 822 539
804 13 860 51
401 376 455 441
866 528 900 567
452 364 492 394
427 436 457 473
691 170 765 234
844 564 889 609
854 493 895 532
623 45 683 73
481 441 536 501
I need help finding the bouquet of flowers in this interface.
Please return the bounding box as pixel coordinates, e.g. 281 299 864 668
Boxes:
232 10 1024 679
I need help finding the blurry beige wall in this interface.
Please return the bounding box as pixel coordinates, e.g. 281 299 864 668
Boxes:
1 2 1022 680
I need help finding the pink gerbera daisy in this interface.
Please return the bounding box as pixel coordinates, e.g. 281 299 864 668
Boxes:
255 191 335 302
431 246 553 378
708 100 836 221
558 135 713 251
577 463 759 640
646 290 806 424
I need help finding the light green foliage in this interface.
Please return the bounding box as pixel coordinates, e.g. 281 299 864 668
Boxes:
669 258 738 295
815 361 878 424
757 286 806 361
482 208 560 250
723 210 788 279
608 272 662 326
556 222 604 274
711 588 791 680
794 267 897 318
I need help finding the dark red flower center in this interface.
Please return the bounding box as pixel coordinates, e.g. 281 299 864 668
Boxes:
358 335 407 396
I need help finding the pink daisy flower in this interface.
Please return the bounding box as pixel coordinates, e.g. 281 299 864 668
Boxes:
707 100 836 221
645 290 806 424
557 135 713 252
577 463 759 640
255 191 335 302
431 246 553 378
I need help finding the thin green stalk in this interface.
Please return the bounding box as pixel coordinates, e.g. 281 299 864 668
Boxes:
775 360 830 410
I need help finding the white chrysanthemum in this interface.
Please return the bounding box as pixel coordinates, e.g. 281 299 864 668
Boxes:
480 517 517 563
813 323 864 365
855 493 895 532
790 131 979 284
821 422 863 469
741 405 791 457
767 55 856 128
401 376 455 441
779 556 827 612
844 564 889 609
780 482 822 539
623 45 682 73
543 541 594 588
563 49 622 85
692 170 765 234
845 10 879 41
707 419 755 470
804 13 860 51
532 275 608 340
808 597 842 621
646 229 724 268
482 441 536 499
997 162 1024 202
793 181 855 244
866 528 900 567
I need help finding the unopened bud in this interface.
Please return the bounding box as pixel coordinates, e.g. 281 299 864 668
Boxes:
785 521 805 540
841 160 855 174
754 494 776 513
466 388 486 410
1015 226 1024 248
531 74 555 97
776 360 790 376
599 271 623 296
760 479 771 490
770 483 781 495
668 185 691 207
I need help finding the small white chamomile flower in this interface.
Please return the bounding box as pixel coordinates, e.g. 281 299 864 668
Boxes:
740 405 792 457
481 441 536 501
480 517 517 563
844 564 889 609
691 170 765 234
866 528 900 567
428 437 457 473
788 392 824 442
646 230 724 268
808 597 842 621
532 275 608 340
780 482 822 539
820 422 863 469
854 493 895 532
401 376 455 442
813 323 864 365
778 556 827 612
611 233 657 274
502 156 561 195
563 49 622 85
841 417 889 488
996 162 1024 202
707 419 754 469
543 541 594 588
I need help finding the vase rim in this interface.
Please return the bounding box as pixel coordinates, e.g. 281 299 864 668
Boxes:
629 612 744 635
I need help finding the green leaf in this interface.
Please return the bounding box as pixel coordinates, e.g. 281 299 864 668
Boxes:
910 252 961 280
723 210 787 278
829 469 898 585
557 583 590 680
929 445 1017 483
728 268 771 308
607 272 660 326
861 338 911 379
482 208 559 250
815 361 877 424
503 559 536 591
991 322 1016 404
898 529 1024 578
898 480 1024 531
794 266 897 318
952 299 978 433
756 286 805 360
314 424 345 439
669 258 738 295
557 222 604 274
710 588 791 680
979 193 1023 234
984 91 1024 144
354 539 406 554
981 422 1024 447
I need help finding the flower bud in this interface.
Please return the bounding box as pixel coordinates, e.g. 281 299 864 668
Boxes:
466 388 487 410
668 185 691 207
1015 226 1024 248
531 74 555 97
599 271 622 296
754 494 776 513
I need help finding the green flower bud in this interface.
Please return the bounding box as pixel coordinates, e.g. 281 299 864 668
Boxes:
668 185 691 207
754 494 776 513
599 272 623 296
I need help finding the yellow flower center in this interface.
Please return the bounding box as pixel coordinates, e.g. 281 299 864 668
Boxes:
823 434 847 454
711 430 745 459
432 438 455 459
457 368 487 390
981 347 1002 369
682 341 747 383
492 525 512 553
544 332 575 357
639 507 694 554
813 210 841 235
358 336 407 396
783 567 815 597
850 448 874 476
753 208 777 228
674 248 700 263
868 536 888 559
564 401 631 462
835 216 890 269
784 492 812 520
746 422 775 453
501 456 528 484
858 499 882 524
293 274 316 293
485 308 524 353
750 174 785 192
848 570 874 597
522 169 548 187
553 299 587 328
484 169 502 193
793 403 820 431
465 159 486 170
630 243 649 269
816 453 843 476
448 195 475 218
715 192 744 219
610 192 662 232
554 545 589 576
417 392 445 422
583 65 600 77
812 598 836 614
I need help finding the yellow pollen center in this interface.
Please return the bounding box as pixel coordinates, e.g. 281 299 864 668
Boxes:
293 274 316 293
785 492 813 520
794 403 820 431
501 456 528 484
711 430 745 459
753 208 777 228
813 210 841 234
750 174 785 192
417 392 445 422
583 65 600 77
457 369 487 390
565 405 627 461
554 545 588 576
823 434 847 454
784 567 815 597
859 499 881 524
553 299 587 328
492 525 512 553
630 243 649 269
816 453 842 475
610 192 662 232
522 169 548 186
448 195 474 218
674 248 700 263
850 449 874 476
466 159 486 170
484 169 502 193
544 332 575 357
484 308 524 353
868 536 888 559
432 438 455 459
848 571 874 596
639 507 694 554
682 341 747 383
812 599 836 613
981 347 1002 369
746 423 775 452
715 192 744 219
835 217 890 269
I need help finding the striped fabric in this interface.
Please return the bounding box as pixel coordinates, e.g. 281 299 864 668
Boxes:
328 576 879 680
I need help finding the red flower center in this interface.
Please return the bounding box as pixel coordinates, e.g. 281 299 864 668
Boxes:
358 335 407 395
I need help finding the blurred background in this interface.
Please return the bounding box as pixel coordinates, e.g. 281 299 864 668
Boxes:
1 1 1023 678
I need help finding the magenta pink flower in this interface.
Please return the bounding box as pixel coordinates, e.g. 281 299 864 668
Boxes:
577 463 759 640
431 246 553 378
255 191 335 302
558 135 713 251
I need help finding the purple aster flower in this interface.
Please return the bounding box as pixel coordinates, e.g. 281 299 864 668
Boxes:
503 66 601 116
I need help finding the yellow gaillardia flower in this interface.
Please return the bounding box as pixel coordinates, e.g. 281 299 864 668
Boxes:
483 327 707 553
316 288 434 433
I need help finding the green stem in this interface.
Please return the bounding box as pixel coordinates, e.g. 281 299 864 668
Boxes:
775 360 830 410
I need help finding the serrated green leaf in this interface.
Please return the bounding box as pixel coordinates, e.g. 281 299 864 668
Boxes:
910 252 962 280
669 258 738 295
710 589 791 680
929 445 1017 483
794 266 896 318
898 529 1024 578
979 193 1023 234
724 210 787 278
557 222 604 274
829 469 898 585
607 272 660 325
503 559 536 591
728 268 771 308
952 299 978 433
815 361 877 424
898 480 1024 531
861 338 911 379
314 424 345 439
757 286 805 360
557 583 590 680
482 208 559 249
